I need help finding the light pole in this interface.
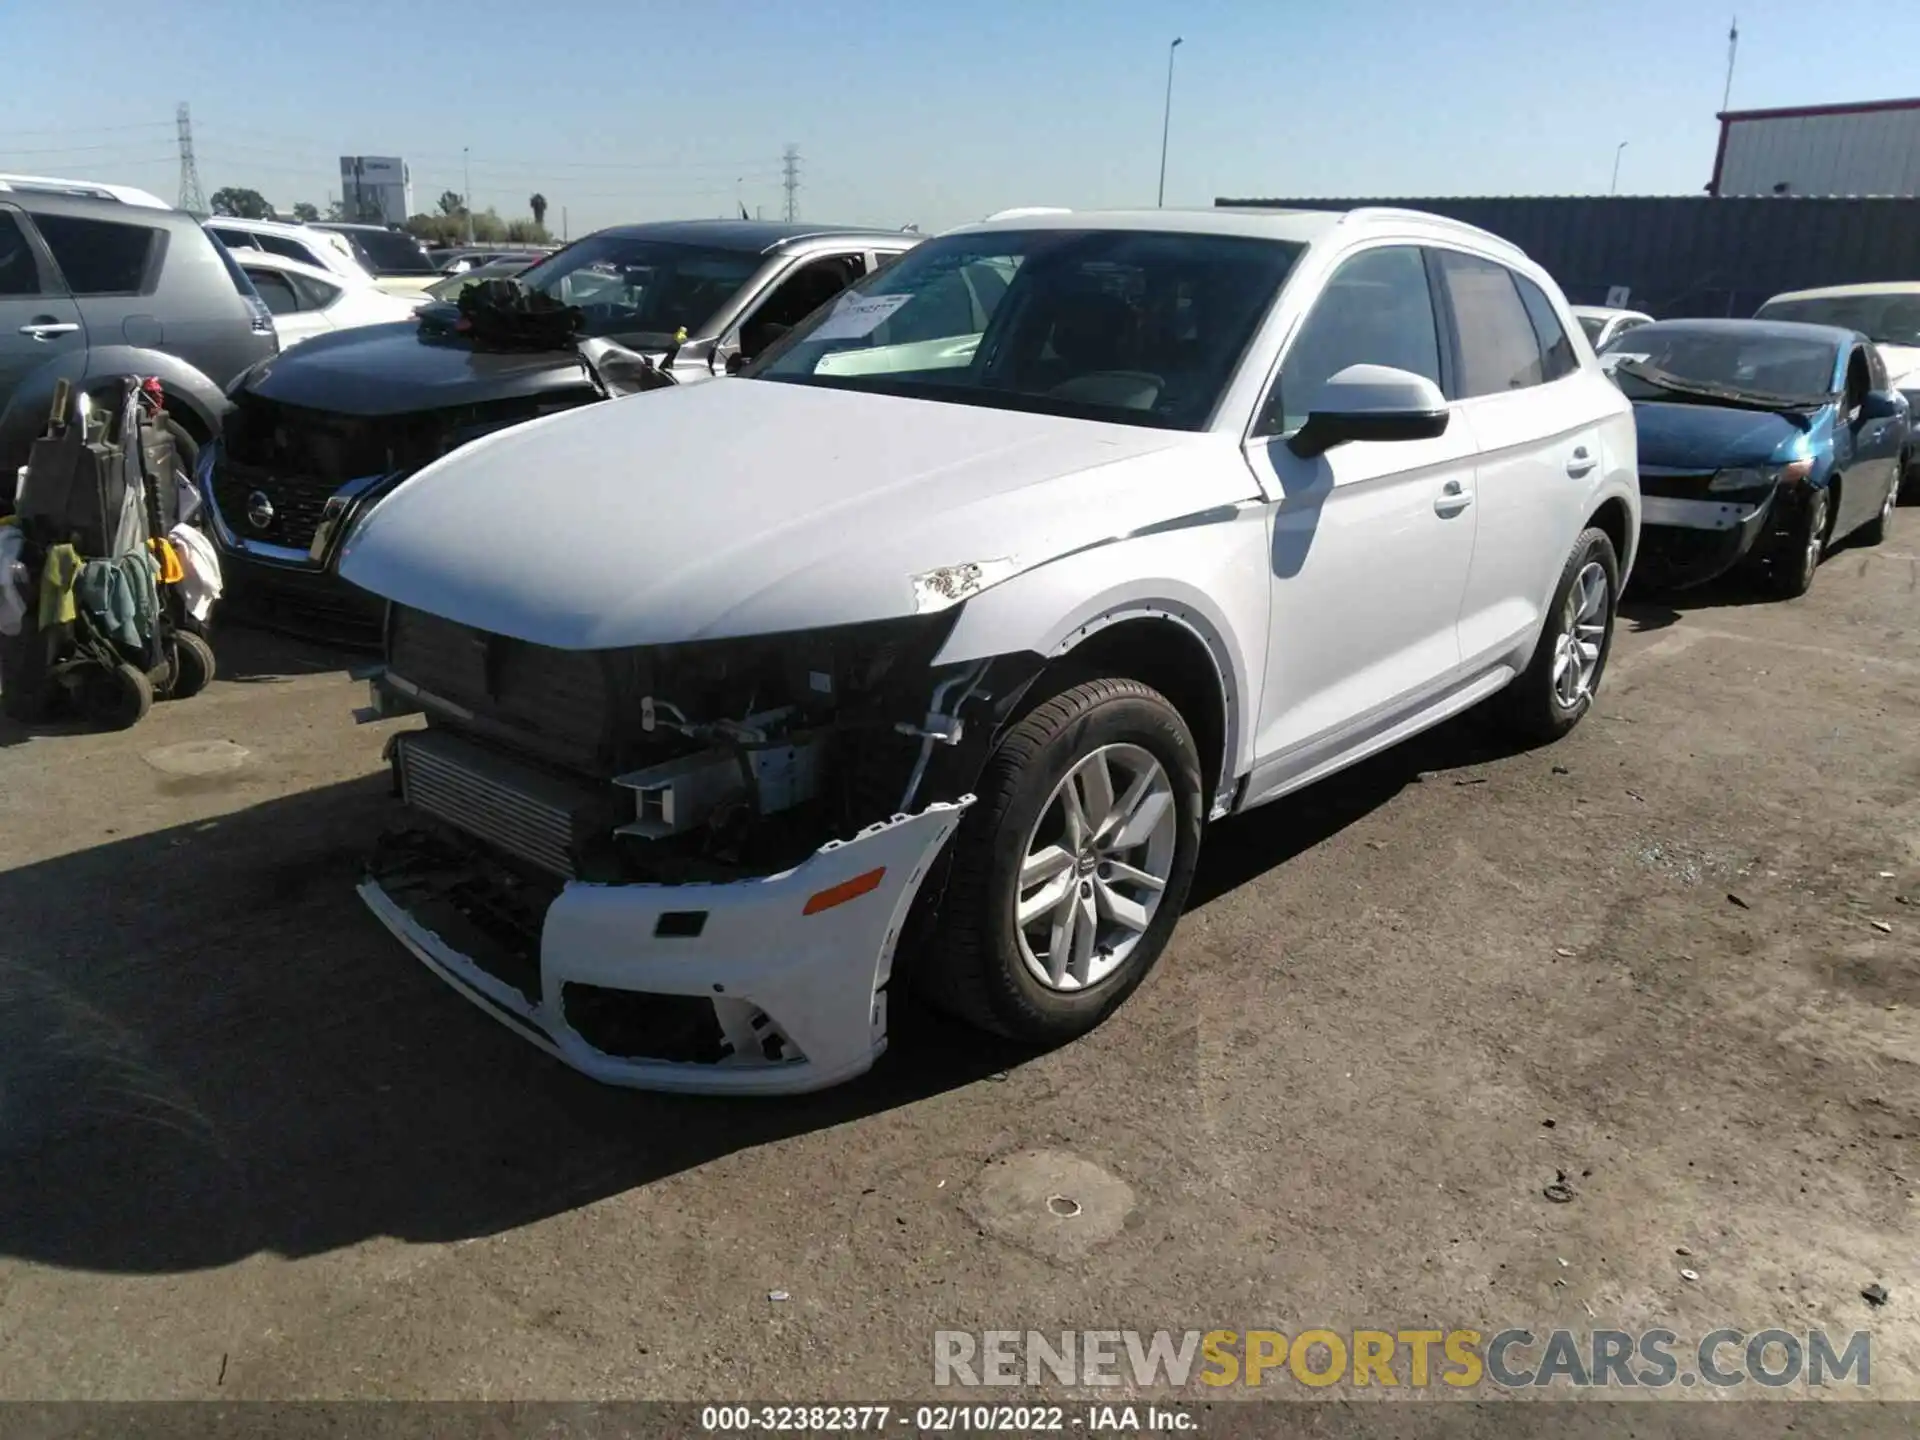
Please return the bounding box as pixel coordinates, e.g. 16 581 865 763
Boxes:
463 146 474 244
1156 37 1183 207
1610 141 1628 196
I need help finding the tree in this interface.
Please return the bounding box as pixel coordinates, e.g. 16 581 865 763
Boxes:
210 187 272 220
529 192 547 228
290 201 319 223
437 189 467 218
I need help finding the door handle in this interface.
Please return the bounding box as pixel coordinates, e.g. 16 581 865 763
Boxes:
19 319 79 340
1566 445 1598 477
1434 479 1474 516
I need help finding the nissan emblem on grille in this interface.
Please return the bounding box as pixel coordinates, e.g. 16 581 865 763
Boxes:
246 490 276 531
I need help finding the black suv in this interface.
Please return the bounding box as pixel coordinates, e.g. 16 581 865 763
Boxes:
207 219 917 644
1 176 278 490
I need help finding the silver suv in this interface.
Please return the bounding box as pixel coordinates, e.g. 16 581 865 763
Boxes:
0 174 277 489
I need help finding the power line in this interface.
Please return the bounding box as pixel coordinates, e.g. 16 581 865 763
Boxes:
0 120 172 137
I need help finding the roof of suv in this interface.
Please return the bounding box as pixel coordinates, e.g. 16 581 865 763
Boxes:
1764 281 1920 304
0 172 170 208
945 205 1524 259
591 219 915 253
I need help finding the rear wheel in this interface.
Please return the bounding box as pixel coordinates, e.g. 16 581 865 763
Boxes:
1768 485 1829 599
917 677 1204 1043
1500 526 1619 744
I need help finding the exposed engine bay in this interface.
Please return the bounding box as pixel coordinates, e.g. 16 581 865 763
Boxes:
363 602 1040 889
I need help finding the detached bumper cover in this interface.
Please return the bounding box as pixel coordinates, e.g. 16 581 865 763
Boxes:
1636 489 1777 588
358 799 973 1095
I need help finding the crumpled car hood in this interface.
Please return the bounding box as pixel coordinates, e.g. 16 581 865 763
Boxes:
1630 399 1820 471
239 319 593 416
338 379 1240 649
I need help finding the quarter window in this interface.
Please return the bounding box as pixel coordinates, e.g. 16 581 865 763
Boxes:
242 267 304 315
1434 250 1544 397
32 214 158 296
1513 274 1578 381
1260 245 1440 435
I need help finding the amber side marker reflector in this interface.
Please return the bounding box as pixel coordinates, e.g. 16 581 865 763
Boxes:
803 867 887 916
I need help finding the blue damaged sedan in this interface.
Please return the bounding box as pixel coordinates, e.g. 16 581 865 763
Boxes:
1599 319 1909 597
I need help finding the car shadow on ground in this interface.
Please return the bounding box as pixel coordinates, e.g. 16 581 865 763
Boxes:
209 617 361 682
0 701 1521 1278
1620 575 1776 632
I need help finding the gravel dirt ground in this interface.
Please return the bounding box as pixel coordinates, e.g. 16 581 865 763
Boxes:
0 529 1915 1416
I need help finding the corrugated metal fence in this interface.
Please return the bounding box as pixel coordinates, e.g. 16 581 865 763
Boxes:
1214 196 1920 319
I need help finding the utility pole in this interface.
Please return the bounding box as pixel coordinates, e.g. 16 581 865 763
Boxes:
463 146 474 244
1722 16 1739 113
562 205 568 241
1611 141 1628 195
1157 37 1183 207
176 102 207 216
781 144 801 223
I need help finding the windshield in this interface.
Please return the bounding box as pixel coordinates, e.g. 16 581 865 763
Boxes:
1601 326 1838 403
1576 314 1606 343
511 236 763 343
337 228 437 276
753 228 1303 430
1756 293 1920 348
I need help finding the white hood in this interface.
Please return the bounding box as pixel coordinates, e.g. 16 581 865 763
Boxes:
338 378 1250 649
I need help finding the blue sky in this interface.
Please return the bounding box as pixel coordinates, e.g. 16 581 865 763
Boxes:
3 1 1915 234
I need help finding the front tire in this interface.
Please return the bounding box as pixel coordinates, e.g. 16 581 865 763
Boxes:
1768 485 1829 599
1501 526 1619 744
918 677 1204 1043
1858 470 1898 548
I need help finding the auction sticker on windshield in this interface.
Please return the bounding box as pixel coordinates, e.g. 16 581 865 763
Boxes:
810 293 913 341
1599 352 1649 373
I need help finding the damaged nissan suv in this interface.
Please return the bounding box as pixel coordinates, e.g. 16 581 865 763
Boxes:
341 207 1639 1094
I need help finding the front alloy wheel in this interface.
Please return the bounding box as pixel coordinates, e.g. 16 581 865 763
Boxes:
1770 486 1828 599
1015 743 1177 992
917 677 1203 1043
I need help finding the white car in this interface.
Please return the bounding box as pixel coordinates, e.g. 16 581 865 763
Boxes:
1571 305 1655 351
204 216 375 286
231 250 422 348
1756 281 1920 495
340 206 1639 1095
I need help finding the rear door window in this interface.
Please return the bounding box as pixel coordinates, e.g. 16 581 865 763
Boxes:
31 214 160 296
1433 250 1544 397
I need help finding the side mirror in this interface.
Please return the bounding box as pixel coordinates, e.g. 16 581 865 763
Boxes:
1860 389 1904 422
726 351 749 377
1287 364 1450 458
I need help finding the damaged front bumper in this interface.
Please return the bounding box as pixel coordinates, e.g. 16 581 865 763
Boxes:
1634 489 1778 589
357 798 973 1095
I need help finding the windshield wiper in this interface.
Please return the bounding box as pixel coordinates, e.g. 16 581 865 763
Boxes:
1616 360 1829 418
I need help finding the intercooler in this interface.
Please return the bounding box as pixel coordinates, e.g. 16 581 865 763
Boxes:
394 729 613 878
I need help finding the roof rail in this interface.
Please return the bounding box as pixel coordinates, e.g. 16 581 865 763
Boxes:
0 172 170 209
1338 205 1519 252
